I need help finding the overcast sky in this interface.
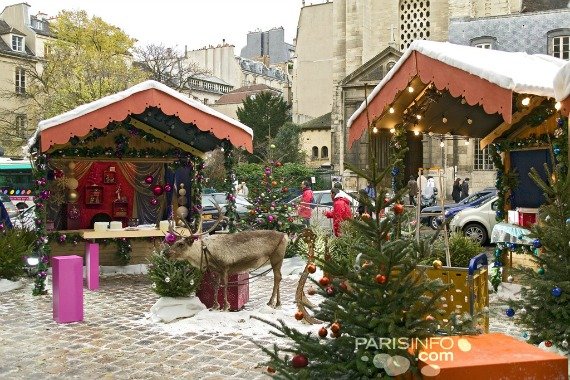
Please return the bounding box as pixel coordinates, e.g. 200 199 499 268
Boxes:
3 0 304 53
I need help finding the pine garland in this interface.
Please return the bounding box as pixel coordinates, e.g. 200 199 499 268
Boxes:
222 141 238 232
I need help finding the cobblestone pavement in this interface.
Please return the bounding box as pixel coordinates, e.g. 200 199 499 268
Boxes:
0 268 523 380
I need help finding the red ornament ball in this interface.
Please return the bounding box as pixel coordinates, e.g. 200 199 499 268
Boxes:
165 233 177 245
150 198 158 206
319 277 330 286
307 263 317 274
375 274 387 284
294 311 304 320
393 203 404 214
330 322 341 333
325 286 335 296
152 184 164 196
144 175 154 184
267 366 276 373
545 341 553 347
291 354 309 368
318 327 328 338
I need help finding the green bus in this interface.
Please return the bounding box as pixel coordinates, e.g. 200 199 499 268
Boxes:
0 157 35 209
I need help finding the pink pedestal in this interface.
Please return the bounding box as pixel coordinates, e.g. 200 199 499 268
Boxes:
85 242 99 290
52 255 84 323
197 271 249 311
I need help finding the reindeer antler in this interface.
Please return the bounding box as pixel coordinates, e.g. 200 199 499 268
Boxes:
179 201 226 238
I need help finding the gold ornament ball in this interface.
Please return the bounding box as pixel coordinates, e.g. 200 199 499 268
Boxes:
432 259 443 269
176 206 189 218
66 177 79 190
68 189 79 202
177 196 187 206
178 188 187 196
68 162 76 170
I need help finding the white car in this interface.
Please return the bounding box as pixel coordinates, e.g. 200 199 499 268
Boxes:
288 190 359 229
449 196 499 245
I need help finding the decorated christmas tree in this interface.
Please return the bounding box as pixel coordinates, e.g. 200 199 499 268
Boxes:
239 161 304 235
256 147 479 378
507 116 569 353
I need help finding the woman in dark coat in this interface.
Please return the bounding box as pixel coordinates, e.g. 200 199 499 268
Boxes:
451 178 461 203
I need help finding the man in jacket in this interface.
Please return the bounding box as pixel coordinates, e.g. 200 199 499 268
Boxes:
460 178 470 200
324 188 352 237
297 180 314 227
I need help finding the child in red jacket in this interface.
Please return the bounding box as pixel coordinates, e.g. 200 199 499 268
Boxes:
324 188 352 237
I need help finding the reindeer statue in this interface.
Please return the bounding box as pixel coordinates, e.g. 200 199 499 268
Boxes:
167 210 288 310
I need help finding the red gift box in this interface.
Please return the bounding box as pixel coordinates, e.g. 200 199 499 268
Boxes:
196 270 249 311
517 208 538 228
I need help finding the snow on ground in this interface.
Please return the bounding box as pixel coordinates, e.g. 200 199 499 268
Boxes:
0 279 23 293
136 256 325 339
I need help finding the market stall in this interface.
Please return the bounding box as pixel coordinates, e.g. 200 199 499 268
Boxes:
26 80 253 294
347 40 568 271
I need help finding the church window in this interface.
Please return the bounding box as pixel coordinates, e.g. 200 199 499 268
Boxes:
399 0 430 51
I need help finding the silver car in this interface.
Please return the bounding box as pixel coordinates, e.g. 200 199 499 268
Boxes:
1 193 19 219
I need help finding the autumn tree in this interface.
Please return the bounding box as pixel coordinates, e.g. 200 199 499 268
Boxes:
236 91 290 162
132 43 209 92
0 10 147 155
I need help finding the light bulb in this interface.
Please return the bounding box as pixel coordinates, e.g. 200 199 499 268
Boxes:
414 130 420 136
408 86 414 93
555 102 561 110
464 139 470 145
416 114 422 120
389 128 396 134
440 140 445 148
467 118 473 125
372 127 378 134
521 97 530 106
442 117 447 124
389 107 395 114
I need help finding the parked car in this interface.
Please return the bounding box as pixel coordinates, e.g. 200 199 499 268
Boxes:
288 190 359 229
420 188 497 229
200 193 251 232
1 193 18 219
449 196 499 245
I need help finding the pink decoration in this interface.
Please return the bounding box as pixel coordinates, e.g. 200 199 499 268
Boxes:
268 215 275 222
150 197 158 206
52 256 84 323
144 175 154 184
54 169 64 179
152 184 164 196
86 242 99 291
165 233 177 245
164 183 172 192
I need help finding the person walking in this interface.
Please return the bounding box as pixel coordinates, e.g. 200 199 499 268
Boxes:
324 187 352 236
297 180 314 228
365 181 376 199
407 175 418 206
451 178 462 203
460 178 470 200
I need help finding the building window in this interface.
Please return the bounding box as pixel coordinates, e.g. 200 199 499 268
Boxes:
12 35 24 52
15 68 26 94
321 146 328 158
399 0 431 51
470 36 496 50
473 139 494 170
552 36 569 60
548 29 570 60
15 114 27 137
311 146 319 159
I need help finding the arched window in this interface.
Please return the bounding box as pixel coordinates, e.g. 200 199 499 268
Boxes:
321 146 329 158
470 36 497 49
311 146 318 159
399 0 431 51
